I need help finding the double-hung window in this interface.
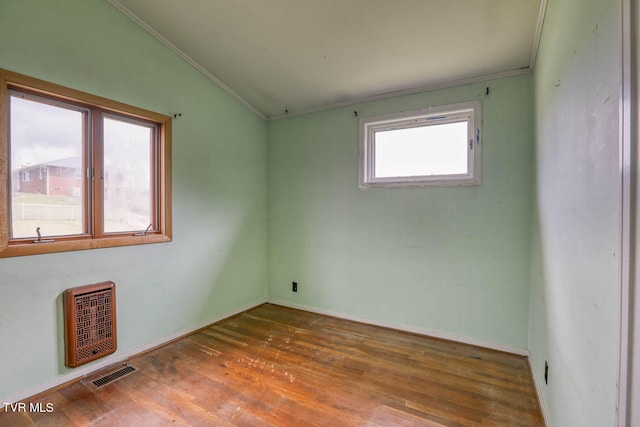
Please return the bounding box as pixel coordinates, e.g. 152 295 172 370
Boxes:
0 69 172 257
359 101 481 188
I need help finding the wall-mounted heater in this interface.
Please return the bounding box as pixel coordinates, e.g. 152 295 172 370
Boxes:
63 281 117 368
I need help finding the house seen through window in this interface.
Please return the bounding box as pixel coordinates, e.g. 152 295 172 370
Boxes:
10 94 85 238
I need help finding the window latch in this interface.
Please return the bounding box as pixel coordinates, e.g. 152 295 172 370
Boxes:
134 224 153 236
33 227 55 244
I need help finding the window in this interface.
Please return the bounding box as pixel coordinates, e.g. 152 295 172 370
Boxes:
359 101 481 188
0 69 172 257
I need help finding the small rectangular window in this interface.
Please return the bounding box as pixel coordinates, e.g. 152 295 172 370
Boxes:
359 101 481 188
0 68 172 257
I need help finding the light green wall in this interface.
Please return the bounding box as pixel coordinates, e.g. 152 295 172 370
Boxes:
529 0 621 425
267 75 534 348
1 2 626 422
0 0 267 401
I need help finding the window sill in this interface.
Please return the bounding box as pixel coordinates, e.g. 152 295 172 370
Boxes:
359 175 481 189
0 234 172 258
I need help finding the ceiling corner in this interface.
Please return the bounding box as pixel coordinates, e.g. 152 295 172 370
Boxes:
106 0 267 121
529 0 548 70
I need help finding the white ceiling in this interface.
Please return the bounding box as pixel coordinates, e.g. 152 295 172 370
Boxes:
109 0 544 120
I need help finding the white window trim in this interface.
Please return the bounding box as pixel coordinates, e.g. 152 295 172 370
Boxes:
359 101 482 189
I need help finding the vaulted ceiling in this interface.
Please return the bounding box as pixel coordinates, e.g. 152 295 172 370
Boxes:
109 0 544 119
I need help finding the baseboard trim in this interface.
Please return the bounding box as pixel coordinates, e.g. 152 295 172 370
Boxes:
0 299 267 407
267 299 529 356
527 352 552 427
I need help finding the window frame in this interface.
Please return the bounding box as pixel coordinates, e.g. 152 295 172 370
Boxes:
0 69 172 257
358 101 482 189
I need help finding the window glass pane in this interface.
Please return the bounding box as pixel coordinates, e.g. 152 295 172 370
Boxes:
374 121 468 178
103 116 153 234
10 95 85 239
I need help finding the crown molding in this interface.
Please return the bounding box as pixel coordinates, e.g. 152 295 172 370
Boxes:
107 0 266 121
529 0 548 69
268 68 532 121
108 0 546 123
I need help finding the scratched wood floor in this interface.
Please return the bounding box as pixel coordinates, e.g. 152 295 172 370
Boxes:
1 304 544 426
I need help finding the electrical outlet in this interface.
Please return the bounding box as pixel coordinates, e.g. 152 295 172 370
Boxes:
292 281 298 292
544 361 549 385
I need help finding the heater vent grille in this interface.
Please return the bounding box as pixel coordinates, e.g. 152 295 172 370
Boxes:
74 290 114 349
92 365 136 388
63 282 117 368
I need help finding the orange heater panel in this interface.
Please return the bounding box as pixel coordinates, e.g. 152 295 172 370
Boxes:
63 281 117 368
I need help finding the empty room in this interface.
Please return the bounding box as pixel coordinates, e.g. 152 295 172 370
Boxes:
1 0 639 426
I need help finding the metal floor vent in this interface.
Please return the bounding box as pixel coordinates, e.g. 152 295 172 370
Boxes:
92 365 136 388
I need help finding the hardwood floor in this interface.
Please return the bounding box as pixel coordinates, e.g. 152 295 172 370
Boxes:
1 304 544 426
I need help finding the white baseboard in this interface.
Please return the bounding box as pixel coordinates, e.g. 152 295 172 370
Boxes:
527 352 552 427
0 299 267 407
267 298 529 356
